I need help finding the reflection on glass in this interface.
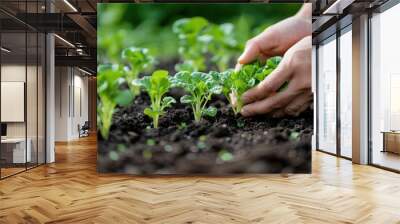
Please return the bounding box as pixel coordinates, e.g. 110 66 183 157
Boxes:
318 37 337 154
340 29 352 158
38 33 46 165
1 31 27 177
371 4 400 171
27 31 38 169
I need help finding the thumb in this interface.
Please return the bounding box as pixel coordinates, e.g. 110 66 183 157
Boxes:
237 39 261 65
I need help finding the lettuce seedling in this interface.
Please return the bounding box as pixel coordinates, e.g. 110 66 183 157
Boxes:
97 64 133 139
200 23 238 71
173 17 209 72
171 71 222 122
219 57 282 115
121 47 154 96
134 70 176 128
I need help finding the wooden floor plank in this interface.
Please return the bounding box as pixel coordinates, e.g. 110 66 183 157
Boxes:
0 135 399 223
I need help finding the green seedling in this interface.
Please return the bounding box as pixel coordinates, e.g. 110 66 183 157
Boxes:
117 144 127 153
171 71 222 122
173 17 209 72
218 149 234 162
109 151 119 161
97 64 133 139
121 47 154 96
134 70 176 128
289 132 300 141
146 139 156 146
201 23 238 71
142 149 152 160
219 57 282 115
178 122 187 130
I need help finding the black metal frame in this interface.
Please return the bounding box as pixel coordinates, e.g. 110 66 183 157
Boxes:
0 0 48 180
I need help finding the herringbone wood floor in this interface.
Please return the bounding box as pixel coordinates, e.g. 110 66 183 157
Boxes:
0 135 400 224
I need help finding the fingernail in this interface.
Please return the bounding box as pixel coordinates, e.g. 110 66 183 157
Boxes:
238 53 245 63
238 48 249 64
235 63 242 72
240 107 248 116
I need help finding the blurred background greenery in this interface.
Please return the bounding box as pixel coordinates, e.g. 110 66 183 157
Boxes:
98 3 301 69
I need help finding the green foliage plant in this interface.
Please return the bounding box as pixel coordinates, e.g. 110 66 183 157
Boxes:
219 56 282 115
121 47 154 97
200 23 239 71
173 17 209 72
134 70 176 128
97 64 133 139
171 71 222 122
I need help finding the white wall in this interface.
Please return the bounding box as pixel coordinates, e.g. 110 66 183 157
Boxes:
1 65 30 138
55 67 89 141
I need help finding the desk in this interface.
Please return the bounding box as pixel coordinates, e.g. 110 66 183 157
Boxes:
1 138 31 163
382 131 400 154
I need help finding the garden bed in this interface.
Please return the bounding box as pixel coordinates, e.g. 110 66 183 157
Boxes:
98 90 312 175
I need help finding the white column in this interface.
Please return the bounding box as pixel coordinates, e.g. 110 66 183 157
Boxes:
352 14 369 164
45 0 56 163
46 32 55 163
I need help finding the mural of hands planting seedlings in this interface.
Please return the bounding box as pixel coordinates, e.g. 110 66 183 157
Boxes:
97 3 313 174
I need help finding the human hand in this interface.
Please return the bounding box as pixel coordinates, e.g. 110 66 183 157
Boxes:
239 36 313 117
236 10 311 68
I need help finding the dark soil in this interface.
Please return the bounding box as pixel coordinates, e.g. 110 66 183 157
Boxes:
98 89 313 175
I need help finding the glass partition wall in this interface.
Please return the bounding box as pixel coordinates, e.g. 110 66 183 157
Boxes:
316 25 353 159
339 26 352 159
370 3 400 171
317 35 337 155
0 2 46 179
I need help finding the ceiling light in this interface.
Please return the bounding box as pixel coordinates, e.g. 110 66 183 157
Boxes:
323 0 354 15
78 67 92 76
1 47 11 53
63 0 78 12
54 34 75 48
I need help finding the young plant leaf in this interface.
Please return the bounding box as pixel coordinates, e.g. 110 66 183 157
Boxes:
135 70 175 128
203 106 217 117
121 47 154 97
97 64 133 139
172 71 221 122
173 17 209 72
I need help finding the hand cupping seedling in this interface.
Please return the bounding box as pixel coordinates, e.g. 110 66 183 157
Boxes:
218 57 283 115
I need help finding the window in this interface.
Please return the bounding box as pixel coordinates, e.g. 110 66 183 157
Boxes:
370 3 400 171
339 27 352 158
0 1 47 179
317 36 337 154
